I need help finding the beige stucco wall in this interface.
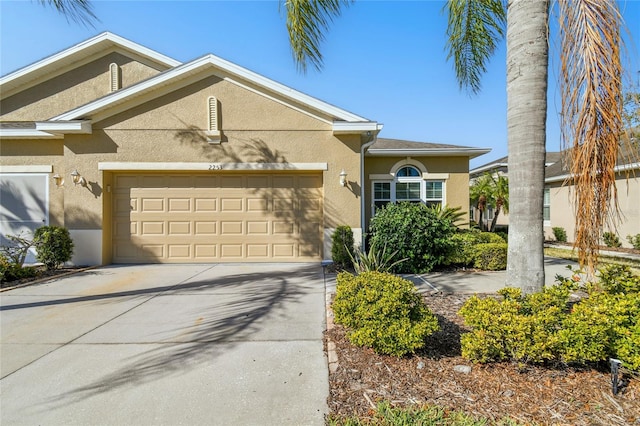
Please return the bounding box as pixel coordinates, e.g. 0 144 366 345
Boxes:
1 52 164 121
363 155 470 229
2 73 363 264
544 175 640 248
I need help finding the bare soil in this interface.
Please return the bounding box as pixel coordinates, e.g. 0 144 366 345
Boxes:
326 292 640 425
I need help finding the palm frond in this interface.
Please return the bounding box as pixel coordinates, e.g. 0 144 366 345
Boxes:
558 0 624 274
283 0 351 73
37 0 98 27
445 0 506 95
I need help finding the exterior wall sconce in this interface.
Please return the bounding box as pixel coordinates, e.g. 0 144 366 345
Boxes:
339 169 347 187
70 169 87 187
52 173 64 188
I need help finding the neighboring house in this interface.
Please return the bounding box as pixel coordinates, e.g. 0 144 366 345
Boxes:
544 142 640 247
469 152 562 230
470 148 640 248
0 33 489 265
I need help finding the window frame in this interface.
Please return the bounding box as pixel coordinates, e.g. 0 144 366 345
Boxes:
371 165 445 215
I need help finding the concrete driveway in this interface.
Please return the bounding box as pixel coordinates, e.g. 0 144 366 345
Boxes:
0 263 328 426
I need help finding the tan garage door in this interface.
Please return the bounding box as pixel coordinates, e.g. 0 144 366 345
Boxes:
112 172 323 263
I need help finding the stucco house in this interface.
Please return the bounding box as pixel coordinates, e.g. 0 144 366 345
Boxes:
0 33 489 265
470 148 639 248
469 152 561 230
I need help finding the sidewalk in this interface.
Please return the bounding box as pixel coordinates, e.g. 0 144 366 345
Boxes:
323 257 580 295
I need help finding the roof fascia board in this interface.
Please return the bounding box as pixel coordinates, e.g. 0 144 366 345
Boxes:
368 148 491 158
0 129 63 139
332 121 380 135
545 162 640 183
54 54 372 124
0 32 180 97
36 120 92 134
470 162 508 174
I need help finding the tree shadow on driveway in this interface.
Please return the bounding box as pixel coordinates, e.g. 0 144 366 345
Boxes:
30 263 323 407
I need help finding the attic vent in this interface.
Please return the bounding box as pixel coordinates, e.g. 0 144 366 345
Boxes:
109 63 121 92
206 96 221 144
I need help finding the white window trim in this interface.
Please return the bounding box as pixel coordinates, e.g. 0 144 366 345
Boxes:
543 188 551 226
371 164 447 216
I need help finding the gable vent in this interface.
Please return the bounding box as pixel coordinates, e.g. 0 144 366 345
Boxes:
109 63 121 92
206 96 221 144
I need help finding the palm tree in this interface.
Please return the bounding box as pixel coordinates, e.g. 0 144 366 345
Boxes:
284 0 624 293
488 174 508 233
469 173 494 230
38 0 626 293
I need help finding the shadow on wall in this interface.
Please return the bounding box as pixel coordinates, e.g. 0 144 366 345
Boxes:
0 179 48 251
175 126 336 258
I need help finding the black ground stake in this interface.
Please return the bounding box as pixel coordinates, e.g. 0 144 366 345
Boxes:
610 358 622 395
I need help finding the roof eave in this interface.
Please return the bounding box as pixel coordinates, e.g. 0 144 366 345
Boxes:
332 122 382 135
54 54 371 124
368 148 491 159
0 129 63 139
0 32 181 96
545 162 640 183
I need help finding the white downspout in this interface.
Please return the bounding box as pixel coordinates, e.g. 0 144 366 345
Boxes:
360 131 377 248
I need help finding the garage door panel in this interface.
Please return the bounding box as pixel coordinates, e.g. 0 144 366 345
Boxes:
194 221 217 234
168 198 191 212
221 198 243 212
113 172 323 263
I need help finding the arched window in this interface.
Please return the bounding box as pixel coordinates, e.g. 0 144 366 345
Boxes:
371 164 444 214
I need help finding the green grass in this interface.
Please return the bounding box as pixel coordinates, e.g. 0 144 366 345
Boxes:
328 402 525 426
544 247 640 275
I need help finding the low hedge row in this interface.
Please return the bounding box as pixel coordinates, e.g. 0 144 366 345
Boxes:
459 265 640 370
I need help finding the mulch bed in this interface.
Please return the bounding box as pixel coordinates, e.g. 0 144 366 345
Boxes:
0 266 87 290
326 292 640 425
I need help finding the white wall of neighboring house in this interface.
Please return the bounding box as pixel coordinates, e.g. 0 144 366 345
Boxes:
544 174 640 248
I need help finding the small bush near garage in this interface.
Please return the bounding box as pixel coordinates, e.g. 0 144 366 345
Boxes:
473 243 507 271
368 202 457 273
33 226 74 270
0 254 38 284
552 227 567 242
332 271 439 356
459 266 640 370
331 225 355 270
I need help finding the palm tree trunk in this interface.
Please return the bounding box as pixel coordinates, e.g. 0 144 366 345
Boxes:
506 0 549 294
490 203 502 232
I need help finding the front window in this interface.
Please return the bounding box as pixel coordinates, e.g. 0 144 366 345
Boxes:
543 188 550 222
372 165 444 213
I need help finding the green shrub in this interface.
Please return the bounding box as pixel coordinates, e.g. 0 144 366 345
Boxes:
459 285 571 363
496 231 508 243
331 225 355 270
0 254 39 284
552 227 567 242
459 266 640 370
603 231 622 248
33 226 74 270
368 202 457 273
473 243 507 270
627 234 640 250
446 230 505 267
332 271 439 356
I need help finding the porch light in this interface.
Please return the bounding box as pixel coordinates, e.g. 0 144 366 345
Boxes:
339 169 347 187
70 169 87 187
52 173 64 188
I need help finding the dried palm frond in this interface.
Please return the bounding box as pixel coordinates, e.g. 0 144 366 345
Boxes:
558 0 624 274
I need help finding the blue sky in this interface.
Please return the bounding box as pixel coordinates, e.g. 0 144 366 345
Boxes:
1 0 638 168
